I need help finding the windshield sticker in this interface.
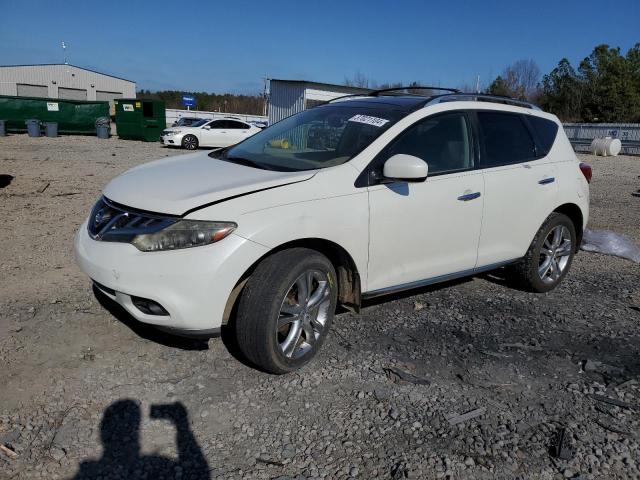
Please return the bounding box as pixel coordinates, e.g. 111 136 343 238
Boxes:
348 114 389 127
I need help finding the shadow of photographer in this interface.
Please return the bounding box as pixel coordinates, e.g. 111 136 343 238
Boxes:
73 399 210 479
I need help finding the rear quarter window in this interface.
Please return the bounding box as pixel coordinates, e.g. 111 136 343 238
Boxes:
527 116 559 156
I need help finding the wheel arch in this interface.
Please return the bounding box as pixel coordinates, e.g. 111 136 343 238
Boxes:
222 238 362 325
553 203 584 250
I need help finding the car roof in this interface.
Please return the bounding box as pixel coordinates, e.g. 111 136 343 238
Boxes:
320 95 430 114
323 92 542 114
209 117 249 122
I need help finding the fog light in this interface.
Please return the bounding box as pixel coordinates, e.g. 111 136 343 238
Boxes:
131 296 169 316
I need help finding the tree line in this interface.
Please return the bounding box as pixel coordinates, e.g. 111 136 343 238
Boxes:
487 43 640 122
136 90 266 116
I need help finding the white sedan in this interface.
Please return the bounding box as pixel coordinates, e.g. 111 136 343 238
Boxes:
161 118 262 150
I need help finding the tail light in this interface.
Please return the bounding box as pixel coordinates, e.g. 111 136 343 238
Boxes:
579 162 592 183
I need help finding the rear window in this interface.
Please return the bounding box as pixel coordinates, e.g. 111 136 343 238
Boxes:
527 116 559 156
478 112 536 167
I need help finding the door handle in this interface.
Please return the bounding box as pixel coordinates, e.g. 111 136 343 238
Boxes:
457 192 481 201
538 177 555 185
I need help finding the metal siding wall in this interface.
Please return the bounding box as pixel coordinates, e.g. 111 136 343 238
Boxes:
564 123 640 155
0 65 136 101
268 81 304 125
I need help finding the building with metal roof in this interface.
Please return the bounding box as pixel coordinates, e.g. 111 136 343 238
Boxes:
0 64 136 109
268 79 369 125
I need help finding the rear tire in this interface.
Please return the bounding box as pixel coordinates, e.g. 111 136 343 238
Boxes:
235 248 338 374
512 212 576 292
182 135 198 150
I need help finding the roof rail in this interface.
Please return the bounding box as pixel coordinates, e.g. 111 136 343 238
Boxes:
369 86 460 96
426 93 541 110
325 86 459 105
326 93 374 104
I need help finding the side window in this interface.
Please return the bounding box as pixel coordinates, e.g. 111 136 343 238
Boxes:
384 112 472 175
207 120 225 129
477 112 536 167
226 121 249 129
527 116 559 157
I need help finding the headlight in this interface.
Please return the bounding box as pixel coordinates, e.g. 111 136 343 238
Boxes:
131 220 237 252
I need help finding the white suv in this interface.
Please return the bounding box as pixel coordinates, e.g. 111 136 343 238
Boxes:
75 88 591 373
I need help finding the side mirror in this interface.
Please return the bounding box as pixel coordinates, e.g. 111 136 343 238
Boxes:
203 125 211 130
383 154 428 182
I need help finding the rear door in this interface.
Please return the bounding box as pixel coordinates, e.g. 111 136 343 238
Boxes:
366 111 485 293
199 120 227 147
224 120 253 145
474 111 559 266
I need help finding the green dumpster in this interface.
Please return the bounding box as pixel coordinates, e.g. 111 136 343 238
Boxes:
0 95 109 134
115 99 166 141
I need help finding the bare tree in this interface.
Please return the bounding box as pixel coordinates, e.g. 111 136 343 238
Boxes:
502 59 541 100
344 70 371 88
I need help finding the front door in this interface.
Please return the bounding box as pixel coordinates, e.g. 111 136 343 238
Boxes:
366 111 484 293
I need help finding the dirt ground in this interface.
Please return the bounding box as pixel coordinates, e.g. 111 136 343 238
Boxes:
0 134 639 479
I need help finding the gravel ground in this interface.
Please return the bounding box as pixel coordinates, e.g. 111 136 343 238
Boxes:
0 134 639 480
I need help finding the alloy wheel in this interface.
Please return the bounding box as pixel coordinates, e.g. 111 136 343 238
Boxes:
183 136 197 150
538 225 572 284
277 270 332 359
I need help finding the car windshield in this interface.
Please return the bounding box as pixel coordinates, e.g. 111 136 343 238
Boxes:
212 104 406 172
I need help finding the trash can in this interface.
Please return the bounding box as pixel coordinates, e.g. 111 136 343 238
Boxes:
44 122 58 138
0 120 6 137
95 117 110 139
25 119 41 137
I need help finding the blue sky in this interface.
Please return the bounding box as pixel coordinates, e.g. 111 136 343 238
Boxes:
1 0 638 94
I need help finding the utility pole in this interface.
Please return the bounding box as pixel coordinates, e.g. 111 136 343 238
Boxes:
262 75 269 117
476 75 480 94
61 41 68 65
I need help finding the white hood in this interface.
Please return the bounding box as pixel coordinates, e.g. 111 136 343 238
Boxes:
103 151 315 215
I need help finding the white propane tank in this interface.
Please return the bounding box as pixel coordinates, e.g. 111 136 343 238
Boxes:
590 136 622 156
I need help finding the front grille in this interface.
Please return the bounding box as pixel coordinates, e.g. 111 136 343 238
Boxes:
88 197 177 243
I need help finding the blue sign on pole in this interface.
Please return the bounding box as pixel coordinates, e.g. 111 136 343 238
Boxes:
181 95 196 108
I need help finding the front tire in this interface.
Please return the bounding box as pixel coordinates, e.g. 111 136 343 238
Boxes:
181 134 198 150
512 212 576 292
235 248 338 374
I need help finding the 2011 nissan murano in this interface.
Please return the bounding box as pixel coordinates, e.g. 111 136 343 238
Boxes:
75 88 591 373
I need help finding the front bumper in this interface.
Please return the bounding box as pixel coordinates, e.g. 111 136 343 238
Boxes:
161 134 182 145
74 220 268 333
